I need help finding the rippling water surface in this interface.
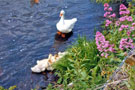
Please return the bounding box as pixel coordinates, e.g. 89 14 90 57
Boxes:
0 0 104 89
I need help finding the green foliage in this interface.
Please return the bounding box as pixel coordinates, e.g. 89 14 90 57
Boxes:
94 0 119 3
31 89 37 90
0 86 16 90
47 37 122 90
47 2 135 90
52 37 100 89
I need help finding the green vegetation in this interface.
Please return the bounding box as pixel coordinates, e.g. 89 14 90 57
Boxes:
47 3 135 90
46 37 123 90
0 86 16 90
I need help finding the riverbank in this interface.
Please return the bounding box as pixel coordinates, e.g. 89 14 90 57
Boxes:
46 2 135 90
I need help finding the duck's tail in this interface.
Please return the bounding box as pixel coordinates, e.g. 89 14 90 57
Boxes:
72 18 77 23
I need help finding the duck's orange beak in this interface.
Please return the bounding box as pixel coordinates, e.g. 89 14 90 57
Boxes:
34 0 39 3
60 13 63 17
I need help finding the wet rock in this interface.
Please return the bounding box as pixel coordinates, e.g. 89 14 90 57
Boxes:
125 54 135 66
47 72 56 82
38 80 46 89
104 66 129 90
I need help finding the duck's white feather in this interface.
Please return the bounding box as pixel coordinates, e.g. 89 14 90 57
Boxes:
56 10 77 33
31 52 68 73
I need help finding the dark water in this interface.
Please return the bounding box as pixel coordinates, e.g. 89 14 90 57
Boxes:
0 0 104 89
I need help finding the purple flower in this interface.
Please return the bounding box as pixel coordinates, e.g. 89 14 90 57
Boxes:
115 21 120 26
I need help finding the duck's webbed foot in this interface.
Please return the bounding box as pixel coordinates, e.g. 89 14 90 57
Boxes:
61 33 65 38
57 31 62 35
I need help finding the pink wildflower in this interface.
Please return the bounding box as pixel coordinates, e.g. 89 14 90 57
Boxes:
109 13 116 18
108 7 112 11
127 30 131 36
132 23 135 27
119 10 130 15
120 4 127 11
127 16 133 22
119 24 128 31
105 19 112 26
104 7 108 11
119 16 127 22
119 4 130 15
104 3 109 8
115 21 120 26
119 38 134 50
104 12 111 17
103 4 116 27
132 34 135 37
130 27 134 31
105 53 109 58
101 53 104 56
95 31 115 57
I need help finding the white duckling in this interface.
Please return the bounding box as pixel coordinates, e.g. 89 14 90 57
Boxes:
56 10 77 38
31 54 52 73
31 52 68 73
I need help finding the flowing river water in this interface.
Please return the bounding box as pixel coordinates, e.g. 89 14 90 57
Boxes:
0 0 105 89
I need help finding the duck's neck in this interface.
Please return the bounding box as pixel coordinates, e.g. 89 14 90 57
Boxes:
60 15 65 24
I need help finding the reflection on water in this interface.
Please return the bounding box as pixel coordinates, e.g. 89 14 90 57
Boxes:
0 0 104 89
52 32 73 53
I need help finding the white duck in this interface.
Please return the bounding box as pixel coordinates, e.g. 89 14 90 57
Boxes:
56 10 77 38
31 52 68 73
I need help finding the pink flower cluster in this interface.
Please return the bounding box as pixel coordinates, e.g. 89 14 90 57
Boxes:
130 23 135 31
119 38 134 50
104 3 116 27
95 31 115 58
119 16 133 22
115 21 120 26
104 3 109 8
104 3 116 18
119 4 130 15
127 30 131 36
119 4 127 10
119 24 128 31
126 24 135 36
132 23 135 27
106 20 112 27
116 4 134 34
